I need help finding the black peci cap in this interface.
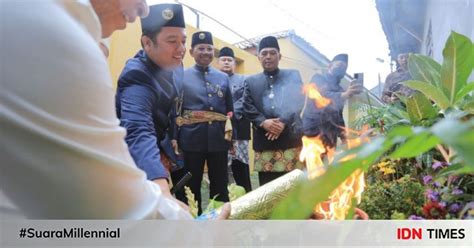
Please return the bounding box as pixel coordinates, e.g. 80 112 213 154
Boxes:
141 4 185 35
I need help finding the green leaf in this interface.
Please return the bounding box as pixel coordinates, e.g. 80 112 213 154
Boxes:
435 163 474 178
404 80 450 109
406 92 438 123
389 131 440 159
431 118 474 171
440 31 473 104
387 125 414 138
228 183 246 201
462 99 474 114
203 197 224 214
408 54 442 87
455 81 474 103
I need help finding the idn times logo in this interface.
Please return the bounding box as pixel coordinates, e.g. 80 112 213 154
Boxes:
397 228 465 240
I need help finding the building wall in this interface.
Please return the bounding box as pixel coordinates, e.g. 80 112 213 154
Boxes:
277 38 324 83
420 0 473 81
420 0 473 60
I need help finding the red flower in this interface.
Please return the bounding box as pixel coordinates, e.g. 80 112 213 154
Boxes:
422 201 447 219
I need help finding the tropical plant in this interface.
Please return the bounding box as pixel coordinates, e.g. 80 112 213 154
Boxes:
359 175 425 219
271 31 474 219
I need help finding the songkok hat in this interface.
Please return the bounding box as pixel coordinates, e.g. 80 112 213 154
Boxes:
218 47 235 58
191 31 213 47
258 36 280 52
141 4 185 35
332 53 348 63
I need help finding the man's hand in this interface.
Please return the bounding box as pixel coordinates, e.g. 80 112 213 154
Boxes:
171 139 179 155
229 141 236 156
342 80 363 99
153 178 189 211
261 118 285 140
217 203 231 220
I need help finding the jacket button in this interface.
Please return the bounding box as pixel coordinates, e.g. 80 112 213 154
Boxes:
210 107 214 111
271 106 275 109
208 121 212 124
208 94 212 97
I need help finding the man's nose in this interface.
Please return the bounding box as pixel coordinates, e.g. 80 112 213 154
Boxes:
137 0 149 18
177 43 185 53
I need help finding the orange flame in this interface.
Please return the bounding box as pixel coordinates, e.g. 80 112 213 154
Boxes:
300 127 370 220
303 83 331 108
300 136 326 178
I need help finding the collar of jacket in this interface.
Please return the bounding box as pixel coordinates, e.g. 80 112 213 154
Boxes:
137 50 173 79
263 68 280 77
194 64 210 73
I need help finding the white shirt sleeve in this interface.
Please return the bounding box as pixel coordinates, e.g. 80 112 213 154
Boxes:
0 0 192 220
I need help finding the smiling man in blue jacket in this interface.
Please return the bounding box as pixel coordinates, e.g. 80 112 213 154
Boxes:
116 3 188 206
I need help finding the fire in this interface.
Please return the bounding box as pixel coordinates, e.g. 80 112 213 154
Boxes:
300 136 326 178
300 127 370 220
303 83 331 108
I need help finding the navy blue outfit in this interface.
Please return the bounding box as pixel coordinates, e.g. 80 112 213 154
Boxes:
243 69 304 151
302 72 346 148
243 69 305 185
178 65 234 213
116 50 187 201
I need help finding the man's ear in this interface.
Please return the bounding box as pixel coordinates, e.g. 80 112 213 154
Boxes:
278 53 282 61
189 48 194 58
141 36 151 50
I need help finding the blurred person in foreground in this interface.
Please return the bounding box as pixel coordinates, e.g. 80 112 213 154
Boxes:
0 0 229 219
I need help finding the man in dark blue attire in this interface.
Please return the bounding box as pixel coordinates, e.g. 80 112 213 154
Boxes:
217 47 252 193
302 54 363 149
115 4 188 205
175 31 234 213
242 36 305 186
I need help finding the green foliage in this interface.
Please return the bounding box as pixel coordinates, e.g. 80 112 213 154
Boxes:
271 117 474 219
455 81 474 103
440 31 473 104
228 183 246 201
271 137 394 219
404 31 474 110
404 80 450 110
389 130 440 159
408 54 441 88
352 103 409 132
269 31 473 220
391 211 407 220
406 92 438 124
203 196 224 215
359 176 425 219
